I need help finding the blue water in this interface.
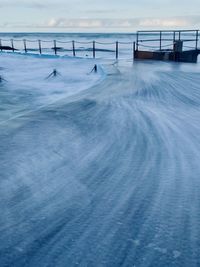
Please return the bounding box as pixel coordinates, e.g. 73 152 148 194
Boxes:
0 32 136 40
0 32 136 59
0 33 200 267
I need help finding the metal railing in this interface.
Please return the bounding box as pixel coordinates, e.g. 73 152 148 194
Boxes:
0 30 199 59
136 30 199 52
0 38 136 60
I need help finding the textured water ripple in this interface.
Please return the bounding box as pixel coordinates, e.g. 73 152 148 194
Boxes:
0 61 200 267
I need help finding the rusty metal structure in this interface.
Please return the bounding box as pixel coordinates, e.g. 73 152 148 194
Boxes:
134 30 200 63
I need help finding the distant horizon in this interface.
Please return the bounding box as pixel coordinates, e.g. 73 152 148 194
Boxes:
0 28 199 34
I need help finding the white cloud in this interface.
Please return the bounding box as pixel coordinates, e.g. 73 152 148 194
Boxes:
44 18 137 29
42 17 200 29
48 18 61 27
139 18 189 28
1 16 200 31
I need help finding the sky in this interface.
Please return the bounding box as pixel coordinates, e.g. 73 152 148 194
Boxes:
0 0 200 32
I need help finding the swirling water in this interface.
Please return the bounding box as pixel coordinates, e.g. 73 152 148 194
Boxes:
0 56 200 267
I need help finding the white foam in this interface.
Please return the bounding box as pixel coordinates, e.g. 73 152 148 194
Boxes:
0 53 104 122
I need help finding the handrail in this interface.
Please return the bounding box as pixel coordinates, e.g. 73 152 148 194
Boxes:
0 38 137 60
138 38 197 43
137 30 199 33
136 29 199 51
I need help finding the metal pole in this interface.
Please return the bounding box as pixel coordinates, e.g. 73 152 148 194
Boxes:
196 30 199 50
159 31 162 51
172 31 176 61
0 39 2 51
116 41 119 59
178 31 181 41
173 31 176 52
93 41 95 58
173 31 176 42
11 39 14 52
72 40 76 57
133 41 136 60
136 32 139 50
38 40 42 54
54 40 57 55
23 39 27 53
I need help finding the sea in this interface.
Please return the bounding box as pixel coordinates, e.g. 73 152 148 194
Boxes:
0 32 200 267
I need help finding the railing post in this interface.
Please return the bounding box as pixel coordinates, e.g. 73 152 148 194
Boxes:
173 31 176 43
0 39 2 51
159 31 162 51
196 30 199 50
178 31 181 41
133 41 136 60
38 40 42 54
23 39 27 53
93 41 95 58
116 41 119 59
72 40 76 57
136 32 139 50
11 39 14 52
173 31 176 54
54 40 57 55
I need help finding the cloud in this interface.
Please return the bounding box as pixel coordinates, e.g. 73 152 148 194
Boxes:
1 16 200 31
43 16 200 29
44 18 137 29
47 18 104 28
139 18 189 28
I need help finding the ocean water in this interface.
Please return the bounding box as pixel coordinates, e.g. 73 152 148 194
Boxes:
0 32 135 59
0 33 200 267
